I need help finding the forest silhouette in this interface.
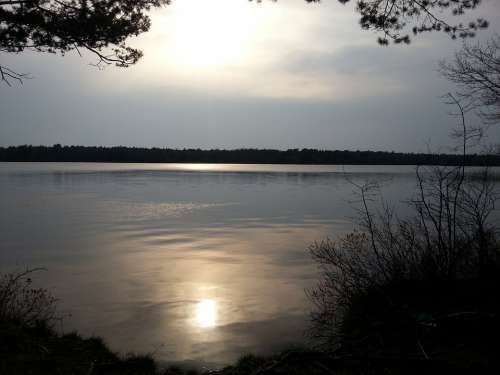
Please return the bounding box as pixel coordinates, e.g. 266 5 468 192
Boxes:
1 145 499 166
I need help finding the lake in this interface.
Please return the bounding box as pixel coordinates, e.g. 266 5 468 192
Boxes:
0 163 426 367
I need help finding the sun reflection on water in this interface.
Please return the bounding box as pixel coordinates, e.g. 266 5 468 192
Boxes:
195 299 217 328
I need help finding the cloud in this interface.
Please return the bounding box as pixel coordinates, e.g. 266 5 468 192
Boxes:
1 0 499 151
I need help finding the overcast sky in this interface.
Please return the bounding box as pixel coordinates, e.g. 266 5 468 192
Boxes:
1 0 499 152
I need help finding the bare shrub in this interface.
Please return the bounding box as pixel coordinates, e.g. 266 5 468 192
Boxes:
0 268 58 327
308 98 500 352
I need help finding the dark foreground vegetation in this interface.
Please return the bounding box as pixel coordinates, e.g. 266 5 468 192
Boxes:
306 94 500 373
1 145 500 166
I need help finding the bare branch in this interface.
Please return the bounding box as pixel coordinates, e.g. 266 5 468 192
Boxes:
0 64 30 85
440 35 500 124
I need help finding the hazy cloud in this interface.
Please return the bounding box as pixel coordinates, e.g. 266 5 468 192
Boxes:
1 0 499 151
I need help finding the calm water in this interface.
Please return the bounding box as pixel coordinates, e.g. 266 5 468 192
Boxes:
0 163 422 367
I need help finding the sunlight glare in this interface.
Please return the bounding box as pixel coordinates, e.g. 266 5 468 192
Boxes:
196 299 217 328
167 0 264 68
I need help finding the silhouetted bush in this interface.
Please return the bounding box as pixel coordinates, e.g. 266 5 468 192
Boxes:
0 268 58 327
308 102 500 366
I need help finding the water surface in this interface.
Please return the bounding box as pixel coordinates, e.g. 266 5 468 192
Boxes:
1 163 419 367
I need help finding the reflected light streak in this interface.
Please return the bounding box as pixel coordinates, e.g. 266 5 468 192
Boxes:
182 163 225 171
196 299 217 328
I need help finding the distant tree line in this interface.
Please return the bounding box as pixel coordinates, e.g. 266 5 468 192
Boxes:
1 145 499 166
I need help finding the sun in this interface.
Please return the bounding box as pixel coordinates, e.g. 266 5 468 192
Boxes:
165 0 263 68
